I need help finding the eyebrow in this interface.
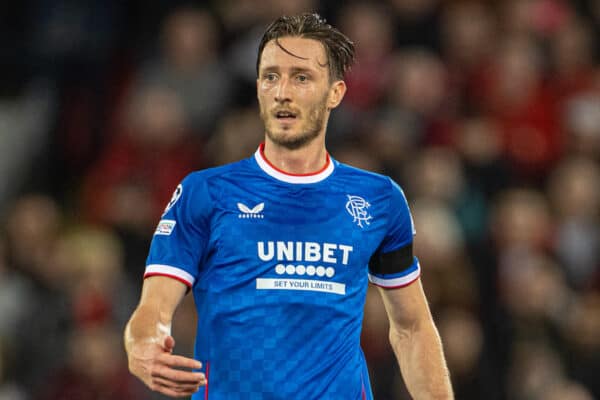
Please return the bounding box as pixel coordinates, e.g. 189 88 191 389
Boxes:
260 66 316 75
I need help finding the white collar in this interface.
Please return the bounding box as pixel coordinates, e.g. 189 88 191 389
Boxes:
254 144 335 184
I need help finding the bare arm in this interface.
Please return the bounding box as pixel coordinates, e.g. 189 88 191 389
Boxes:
124 276 206 397
378 279 453 399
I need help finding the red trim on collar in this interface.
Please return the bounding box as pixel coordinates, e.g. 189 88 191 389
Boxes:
258 143 330 177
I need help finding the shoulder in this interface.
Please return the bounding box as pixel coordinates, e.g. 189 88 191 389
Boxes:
170 159 253 208
334 161 400 193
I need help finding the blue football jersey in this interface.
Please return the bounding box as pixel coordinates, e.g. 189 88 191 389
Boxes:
145 145 420 400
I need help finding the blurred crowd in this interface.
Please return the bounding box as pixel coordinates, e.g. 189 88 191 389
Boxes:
1 0 599 399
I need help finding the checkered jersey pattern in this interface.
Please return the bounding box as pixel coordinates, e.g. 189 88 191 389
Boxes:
145 148 419 399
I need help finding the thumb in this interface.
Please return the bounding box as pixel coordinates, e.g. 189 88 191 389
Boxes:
163 335 176 352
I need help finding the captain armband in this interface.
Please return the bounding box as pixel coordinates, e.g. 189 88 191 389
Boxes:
369 242 414 275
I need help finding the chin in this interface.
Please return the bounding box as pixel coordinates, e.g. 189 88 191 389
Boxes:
268 132 319 150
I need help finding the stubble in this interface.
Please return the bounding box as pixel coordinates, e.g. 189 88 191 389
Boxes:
261 94 329 150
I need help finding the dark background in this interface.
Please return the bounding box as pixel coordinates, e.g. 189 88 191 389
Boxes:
0 0 599 399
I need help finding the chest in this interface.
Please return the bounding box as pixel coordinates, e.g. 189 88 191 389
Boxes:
208 183 388 269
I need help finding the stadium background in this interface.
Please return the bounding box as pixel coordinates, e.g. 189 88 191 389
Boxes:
0 0 599 399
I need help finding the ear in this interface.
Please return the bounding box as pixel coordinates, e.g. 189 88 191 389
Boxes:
327 80 347 110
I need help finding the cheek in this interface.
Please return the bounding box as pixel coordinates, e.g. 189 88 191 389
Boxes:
295 87 325 107
257 90 270 107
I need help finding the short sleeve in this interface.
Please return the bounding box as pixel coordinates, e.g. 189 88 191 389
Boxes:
368 178 420 288
144 173 211 287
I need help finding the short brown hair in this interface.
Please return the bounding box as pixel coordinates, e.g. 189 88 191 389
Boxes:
256 13 355 81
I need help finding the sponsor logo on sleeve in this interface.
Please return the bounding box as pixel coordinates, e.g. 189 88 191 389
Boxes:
155 219 176 235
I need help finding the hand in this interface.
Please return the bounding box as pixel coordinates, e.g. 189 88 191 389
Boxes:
128 335 206 397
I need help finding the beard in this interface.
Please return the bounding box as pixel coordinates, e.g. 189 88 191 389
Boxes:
260 95 329 150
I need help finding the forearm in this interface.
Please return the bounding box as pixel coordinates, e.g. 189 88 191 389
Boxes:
390 318 453 399
124 304 172 353
124 276 186 354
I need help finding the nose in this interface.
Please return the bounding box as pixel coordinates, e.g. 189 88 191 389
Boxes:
275 77 291 103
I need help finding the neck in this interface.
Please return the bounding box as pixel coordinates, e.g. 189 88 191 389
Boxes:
262 137 328 175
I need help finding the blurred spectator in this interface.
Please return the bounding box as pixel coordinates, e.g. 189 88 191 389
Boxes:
26 0 123 191
482 34 563 179
441 0 497 95
388 0 441 51
0 82 56 210
337 2 395 113
5 194 62 284
204 106 264 166
501 0 572 38
27 0 121 81
437 308 486 399
539 380 595 400
407 147 487 243
484 188 557 393
1 1 599 399
440 1 498 113
129 6 232 136
80 84 203 280
562 77 600 158
551 16 596 101
361 286 405 399
507 341 566 400
0 236 31 341
498 251 570 324
37 322 144 400
410 199 478 311
353 111 417 179
547 156 600 289
0 339 27 400
4 195 72 389
221 0 319 94
490 188 553 252
389 49 452 147
453 115 511 201
332 144 385 174
51 226 137 327
562 291 600 396
356 49 452 178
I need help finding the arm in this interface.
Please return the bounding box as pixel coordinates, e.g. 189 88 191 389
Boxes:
378 279 453 399
124 276 206 397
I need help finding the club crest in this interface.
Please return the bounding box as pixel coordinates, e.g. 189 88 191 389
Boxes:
345 195 372 228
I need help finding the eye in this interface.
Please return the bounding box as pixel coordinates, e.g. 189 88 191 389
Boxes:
264 73 277 81
296 74 309 82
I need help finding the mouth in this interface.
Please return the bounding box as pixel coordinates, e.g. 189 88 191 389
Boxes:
274 110 298 121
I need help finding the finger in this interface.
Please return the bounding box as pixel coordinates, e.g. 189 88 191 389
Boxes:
150 381 198 398
151 365 205 384
157 353 203 370
153 375 204 392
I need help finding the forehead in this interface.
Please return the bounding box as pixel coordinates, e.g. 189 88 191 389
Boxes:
259 36 328 72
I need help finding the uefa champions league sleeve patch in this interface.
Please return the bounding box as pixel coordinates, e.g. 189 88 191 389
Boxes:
155 219 176 235
163 184 183 215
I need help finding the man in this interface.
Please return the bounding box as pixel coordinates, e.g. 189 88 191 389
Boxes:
124 13 453 399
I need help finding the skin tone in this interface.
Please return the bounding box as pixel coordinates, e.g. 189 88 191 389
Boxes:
257 36 346 174
125 277 201 397
125 35 453 399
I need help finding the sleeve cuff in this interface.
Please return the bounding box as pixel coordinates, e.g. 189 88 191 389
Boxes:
368 258 420 288
144 264 195 287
